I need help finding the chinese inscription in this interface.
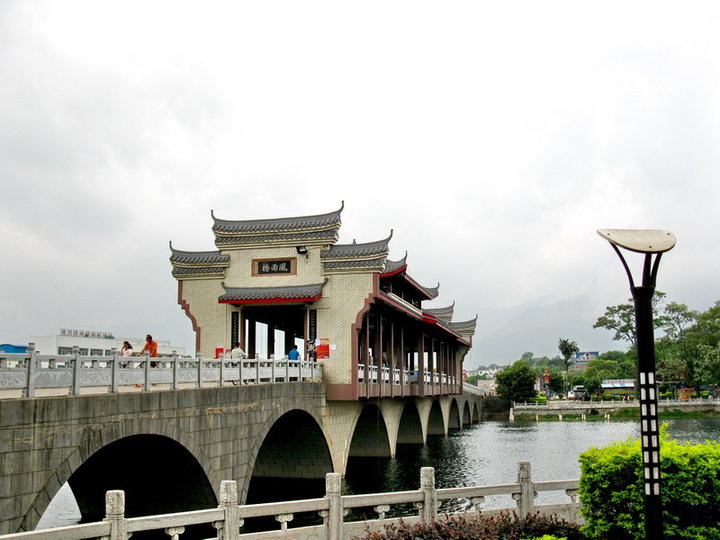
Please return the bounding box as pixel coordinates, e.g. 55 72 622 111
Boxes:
257 259 292 275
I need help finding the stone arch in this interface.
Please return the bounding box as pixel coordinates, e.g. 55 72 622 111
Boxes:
472 400 480 422
24 417 216 533
396 400 424 445
246 409 333 505
348 403 392 457
427 399 446 436
448 398 462 430
462 401 472 426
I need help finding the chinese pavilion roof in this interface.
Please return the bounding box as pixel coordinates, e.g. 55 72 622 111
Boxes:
448 316 478 337
402 273 439 300
169 242 230 280
382 253 408 276
424 302 455 323
211 203 344 248
320 232 392 274
219 281 326 304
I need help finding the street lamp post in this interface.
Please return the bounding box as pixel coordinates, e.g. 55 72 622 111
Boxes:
597 228 676 540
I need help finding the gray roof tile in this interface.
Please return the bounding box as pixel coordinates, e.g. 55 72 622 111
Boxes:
212 203 343 235
219 281 326 302
172 267 227 276
383 253 408 274
169 243 230 266
215 229 337 246
321 231 393 260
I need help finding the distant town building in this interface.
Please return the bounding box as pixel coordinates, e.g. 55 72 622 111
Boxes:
601 379 635 396
29 329 185 357
0 344 27 353
574 351 599 371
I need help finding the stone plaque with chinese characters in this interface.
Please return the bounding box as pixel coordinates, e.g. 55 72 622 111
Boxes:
253 258 296 276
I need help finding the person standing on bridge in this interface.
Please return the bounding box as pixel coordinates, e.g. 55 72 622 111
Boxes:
288 344 301 362
230 342 246 359
139 334 159 366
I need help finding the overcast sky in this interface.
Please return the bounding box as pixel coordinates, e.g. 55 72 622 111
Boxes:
2 1 720 367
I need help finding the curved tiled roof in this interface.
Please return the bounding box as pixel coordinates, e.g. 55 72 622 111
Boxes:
212 203 343 236
449 316 478 335
169 242 230 281
424 302 455 322
383 253 408 275
169 242 230 266
320 231 393 260
219 281 326 303
215 229 338 246
323 258 387 270
422 284 440 299
172 267 228 277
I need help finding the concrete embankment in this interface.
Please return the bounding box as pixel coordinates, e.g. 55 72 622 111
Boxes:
512 399 720 421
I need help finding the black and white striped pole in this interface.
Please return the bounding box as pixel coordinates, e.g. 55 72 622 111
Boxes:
598 228 676 540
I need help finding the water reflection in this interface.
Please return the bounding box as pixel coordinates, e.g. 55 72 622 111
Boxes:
38 419 719 530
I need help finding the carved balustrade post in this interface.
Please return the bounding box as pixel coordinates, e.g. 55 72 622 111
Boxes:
104 490 127 540
325 472 343 540
419 467 437 523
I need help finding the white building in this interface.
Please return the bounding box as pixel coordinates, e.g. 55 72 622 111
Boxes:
29 329 186 357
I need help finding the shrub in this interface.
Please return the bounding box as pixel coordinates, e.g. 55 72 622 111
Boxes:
356 512 585 539
579 426 720 539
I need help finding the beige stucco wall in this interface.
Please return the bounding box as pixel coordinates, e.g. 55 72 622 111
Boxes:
224 246 325 286
314 272 374 385
179 278 227 358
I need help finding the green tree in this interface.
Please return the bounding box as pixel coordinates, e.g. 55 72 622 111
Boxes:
593 291 667 348
695 344 720 387
558 338 579 394
584 358 621 381
494 360 537 402
584 376 603 396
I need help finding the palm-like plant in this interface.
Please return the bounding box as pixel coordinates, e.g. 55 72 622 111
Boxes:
558 338 580 395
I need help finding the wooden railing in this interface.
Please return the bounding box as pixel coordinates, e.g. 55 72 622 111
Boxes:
0 349 322 399
0 463 581 540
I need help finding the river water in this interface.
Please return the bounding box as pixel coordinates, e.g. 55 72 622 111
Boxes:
38 418 720 530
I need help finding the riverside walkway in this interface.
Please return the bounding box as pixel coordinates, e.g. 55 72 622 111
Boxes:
0 463 581 540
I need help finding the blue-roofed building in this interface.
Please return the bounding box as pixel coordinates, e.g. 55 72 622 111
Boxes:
0 344 27 353
574 351 599 371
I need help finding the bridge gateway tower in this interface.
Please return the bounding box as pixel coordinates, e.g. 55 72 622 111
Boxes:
170 202 476 401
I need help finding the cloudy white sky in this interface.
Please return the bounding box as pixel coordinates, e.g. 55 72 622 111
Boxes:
2 1 719 366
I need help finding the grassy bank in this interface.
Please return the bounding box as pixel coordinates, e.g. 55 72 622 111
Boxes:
514 408 720 422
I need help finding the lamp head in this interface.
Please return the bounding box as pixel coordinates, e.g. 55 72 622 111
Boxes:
597 229 676 254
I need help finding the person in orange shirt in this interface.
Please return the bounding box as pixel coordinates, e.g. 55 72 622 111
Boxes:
140 335 158 357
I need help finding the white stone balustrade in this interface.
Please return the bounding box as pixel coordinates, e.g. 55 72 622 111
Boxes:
0 346 323 399
0 463 582 540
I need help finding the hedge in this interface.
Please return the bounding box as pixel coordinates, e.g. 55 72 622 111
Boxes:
579 425 720 539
